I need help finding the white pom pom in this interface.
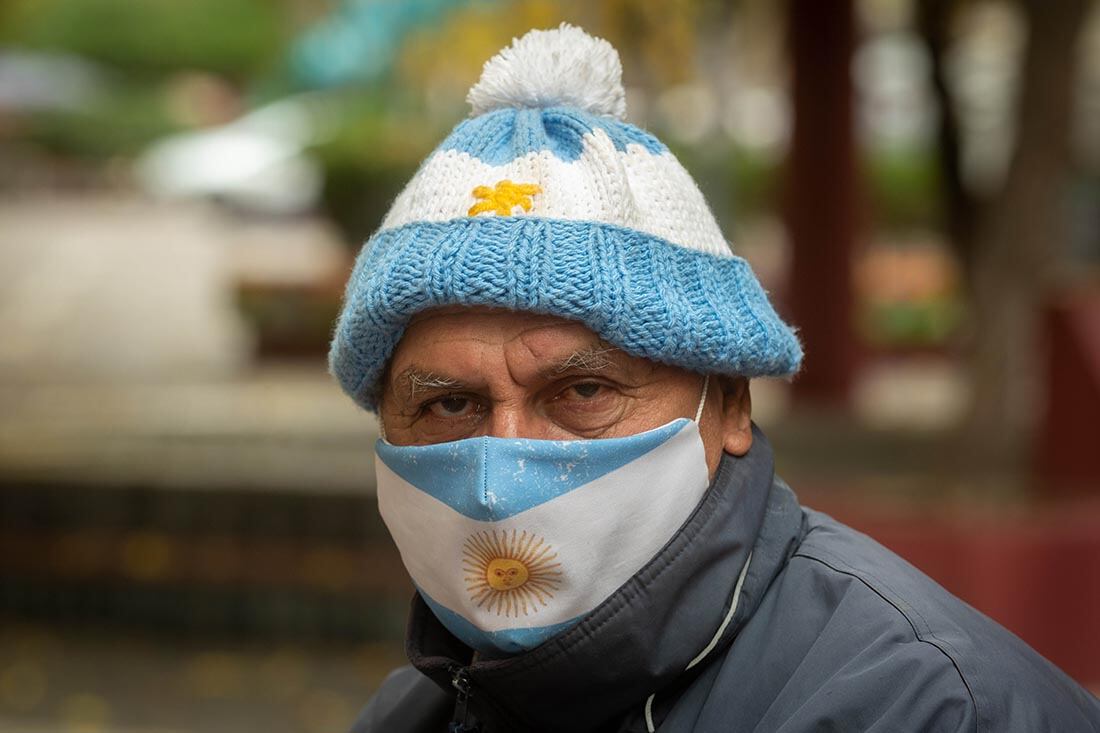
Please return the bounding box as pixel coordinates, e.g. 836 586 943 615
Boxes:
467 23 627 120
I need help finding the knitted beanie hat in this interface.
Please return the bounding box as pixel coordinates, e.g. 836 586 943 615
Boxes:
329 23 802 412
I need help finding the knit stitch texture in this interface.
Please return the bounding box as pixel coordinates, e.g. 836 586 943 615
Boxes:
329 217 802 412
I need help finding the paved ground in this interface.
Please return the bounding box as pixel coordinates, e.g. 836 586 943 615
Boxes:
0 623 405 733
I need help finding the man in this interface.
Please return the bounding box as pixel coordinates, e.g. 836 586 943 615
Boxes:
329 24 1100 732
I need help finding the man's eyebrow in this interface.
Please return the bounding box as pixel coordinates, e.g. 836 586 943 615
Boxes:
391 366 467 401
549 343 622 375
389 343 624 401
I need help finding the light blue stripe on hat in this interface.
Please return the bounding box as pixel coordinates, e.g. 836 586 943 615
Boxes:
375 418 689 521
438 106 666 165
329 217 803 413
417 588 580 656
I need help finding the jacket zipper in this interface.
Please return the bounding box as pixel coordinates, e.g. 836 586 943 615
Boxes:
448 664 478 732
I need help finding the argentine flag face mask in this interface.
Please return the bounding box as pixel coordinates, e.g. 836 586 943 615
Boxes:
374 377 712 656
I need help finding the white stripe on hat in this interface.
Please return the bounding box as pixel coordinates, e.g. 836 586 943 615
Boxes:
379 127 733 259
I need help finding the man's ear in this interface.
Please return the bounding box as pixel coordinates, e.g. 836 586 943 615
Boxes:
718 376 753 456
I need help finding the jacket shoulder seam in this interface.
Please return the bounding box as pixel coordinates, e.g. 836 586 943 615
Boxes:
791 550 980 733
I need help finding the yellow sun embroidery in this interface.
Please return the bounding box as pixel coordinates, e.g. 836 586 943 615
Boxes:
463 529 562 617
467 180 542 217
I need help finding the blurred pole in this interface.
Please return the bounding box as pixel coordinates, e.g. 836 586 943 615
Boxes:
785 0 859 408
917 0 977 272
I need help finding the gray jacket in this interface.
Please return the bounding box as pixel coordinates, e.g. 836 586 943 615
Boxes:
351 426 1100 732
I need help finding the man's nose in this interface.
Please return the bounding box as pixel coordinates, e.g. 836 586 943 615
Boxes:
485 401 542 439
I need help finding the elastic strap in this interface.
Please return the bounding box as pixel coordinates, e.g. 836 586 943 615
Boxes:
693 374 710 423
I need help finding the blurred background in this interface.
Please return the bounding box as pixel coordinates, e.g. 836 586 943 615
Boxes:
1 0 1098 730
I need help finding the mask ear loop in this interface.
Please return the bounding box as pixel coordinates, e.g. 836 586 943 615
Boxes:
693 374 710 423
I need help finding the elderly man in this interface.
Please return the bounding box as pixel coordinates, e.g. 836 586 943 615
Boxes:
329 24 1100 733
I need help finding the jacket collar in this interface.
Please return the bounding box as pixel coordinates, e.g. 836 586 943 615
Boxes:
405 424 805 732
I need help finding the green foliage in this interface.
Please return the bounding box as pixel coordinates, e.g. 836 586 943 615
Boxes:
668 141 781 231
728 148 782 222
671 142 942 234
864 147 942 232
22 85 180 158
305 89 450 246
0 0 288 78
858 298 964 348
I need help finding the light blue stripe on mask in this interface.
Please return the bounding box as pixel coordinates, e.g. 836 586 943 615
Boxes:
417 587 581 656
375 418 690 522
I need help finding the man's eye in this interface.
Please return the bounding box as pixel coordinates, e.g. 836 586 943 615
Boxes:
568 382 602 399
427 396 475 418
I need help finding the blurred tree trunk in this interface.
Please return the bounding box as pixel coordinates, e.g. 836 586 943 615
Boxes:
786 0 859 407
916 0 978 274
919 0 1087 459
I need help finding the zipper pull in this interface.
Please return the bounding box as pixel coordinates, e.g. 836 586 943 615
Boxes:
448 666 478 733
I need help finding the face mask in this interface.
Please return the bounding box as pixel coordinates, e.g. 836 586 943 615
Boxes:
374 377 711 656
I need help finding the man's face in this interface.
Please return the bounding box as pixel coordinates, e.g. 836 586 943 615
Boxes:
378 306 753 478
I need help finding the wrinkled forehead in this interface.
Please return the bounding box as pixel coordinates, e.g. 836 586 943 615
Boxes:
381 306 666 400
392 306 615 367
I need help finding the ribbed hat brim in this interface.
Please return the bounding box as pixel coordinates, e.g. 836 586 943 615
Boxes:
329 216 802 412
